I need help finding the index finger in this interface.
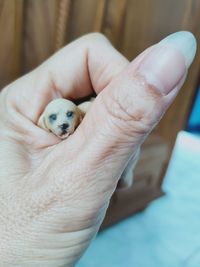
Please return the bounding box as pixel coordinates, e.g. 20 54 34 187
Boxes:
7 33 129 122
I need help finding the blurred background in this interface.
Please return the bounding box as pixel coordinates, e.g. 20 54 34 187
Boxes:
0 0 200 266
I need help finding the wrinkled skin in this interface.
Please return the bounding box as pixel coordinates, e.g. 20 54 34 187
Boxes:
0 33 189 266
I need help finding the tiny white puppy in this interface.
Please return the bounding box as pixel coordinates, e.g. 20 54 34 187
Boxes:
38 98 83 139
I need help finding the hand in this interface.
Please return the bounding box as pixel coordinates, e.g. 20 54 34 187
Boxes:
0 32 196 266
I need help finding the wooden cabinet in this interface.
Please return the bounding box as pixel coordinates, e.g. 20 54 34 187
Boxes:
0 0 200 227
102 134 168 228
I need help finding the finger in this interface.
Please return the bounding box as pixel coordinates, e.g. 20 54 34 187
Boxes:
59 31 196 191
45 33 129 97
6 33 129 122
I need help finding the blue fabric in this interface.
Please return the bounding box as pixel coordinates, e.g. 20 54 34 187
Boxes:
77 131 200 267
188 88 200 133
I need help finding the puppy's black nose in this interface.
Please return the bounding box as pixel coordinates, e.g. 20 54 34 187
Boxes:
61 123 69 130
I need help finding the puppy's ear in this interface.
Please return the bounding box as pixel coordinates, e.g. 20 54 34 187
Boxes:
78 100 93 116
38 114 48 130
76 107 84 125
77 100 94 125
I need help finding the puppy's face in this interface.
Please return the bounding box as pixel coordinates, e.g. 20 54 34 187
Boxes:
38 99 82 139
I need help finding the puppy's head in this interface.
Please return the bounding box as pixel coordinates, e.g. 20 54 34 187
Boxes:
38 98 82 139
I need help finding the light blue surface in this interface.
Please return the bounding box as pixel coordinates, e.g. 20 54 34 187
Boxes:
77 131 200 267
189 88 200 128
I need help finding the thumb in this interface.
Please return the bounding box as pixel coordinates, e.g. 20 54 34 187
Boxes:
66 32 197 187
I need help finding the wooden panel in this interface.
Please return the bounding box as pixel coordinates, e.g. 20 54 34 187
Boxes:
66 0 101 42
101 0 128 50
102 134 168 229
102 187 163 229
93 0 107 32
0 0 23 89
116 0 200 149
22 0 57 73
121 0 191 58
54 0 71 50
22 0 105 71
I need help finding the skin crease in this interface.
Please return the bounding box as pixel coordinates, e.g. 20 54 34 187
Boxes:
0 33 189 266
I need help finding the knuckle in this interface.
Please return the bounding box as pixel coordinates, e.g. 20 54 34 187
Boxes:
88 32 109 41
82 32 110 46
100 78 163 136
101 94 149 136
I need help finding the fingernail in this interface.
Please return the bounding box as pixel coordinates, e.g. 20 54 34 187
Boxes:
159 31 197 68
138 31 197 94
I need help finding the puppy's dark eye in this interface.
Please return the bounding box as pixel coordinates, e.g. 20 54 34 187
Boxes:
66 111 74 118
49 114 57 122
